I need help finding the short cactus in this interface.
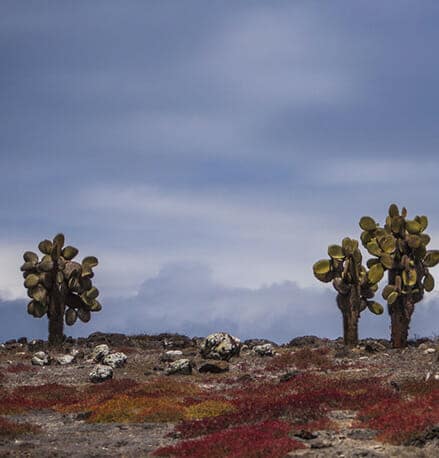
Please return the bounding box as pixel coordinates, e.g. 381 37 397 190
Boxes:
21 234 101 346
359 204 439 348
313 237 383 346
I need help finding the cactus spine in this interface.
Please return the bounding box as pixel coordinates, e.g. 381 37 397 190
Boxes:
313 237 383 346
21 234 101 346
359 204 439 348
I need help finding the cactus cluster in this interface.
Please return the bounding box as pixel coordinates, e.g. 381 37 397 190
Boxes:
21 233 101 345
359 204 439 347
313 237 383 345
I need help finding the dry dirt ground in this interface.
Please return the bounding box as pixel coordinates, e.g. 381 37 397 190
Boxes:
0 332 438 458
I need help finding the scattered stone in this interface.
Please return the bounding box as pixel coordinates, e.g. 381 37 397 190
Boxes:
294 430 318 440
31 351 50 366
165 358 192 375
5 339 17 345
310 439 332 449
243 338 277 349
91 344 110 362
408 424 439 446
89 364 113 383
70 348 84 360
364 341 387 353
200 332 241 361
27 339 45 352
423 348 436 354
198 360 229 373
160 350 183 362
253 343 275 357
286 335 326 347
54 354 75 365
347 429 377 440
279 370 301 382
161 333 194 349
102 352 128 368
17 337 28 345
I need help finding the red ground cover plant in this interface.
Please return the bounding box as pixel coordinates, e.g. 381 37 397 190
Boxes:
264 347 335 372
0 384 82 415
6 363 36 374
173 374 397 439
0 417 40 438
153 420 305 458
356 388 439 444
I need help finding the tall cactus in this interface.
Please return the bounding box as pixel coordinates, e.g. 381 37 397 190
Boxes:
359 204 439 348
21 234 101 346
313 237 383 346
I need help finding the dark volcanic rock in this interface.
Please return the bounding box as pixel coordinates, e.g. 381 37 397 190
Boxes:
198 360 229 373
286 335 328 347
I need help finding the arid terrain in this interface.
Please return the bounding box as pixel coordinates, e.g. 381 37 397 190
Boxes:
0 332 438 458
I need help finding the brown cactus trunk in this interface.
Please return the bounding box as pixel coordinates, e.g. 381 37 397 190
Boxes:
48 295 64 347
342 309 359 347
389 297 413 349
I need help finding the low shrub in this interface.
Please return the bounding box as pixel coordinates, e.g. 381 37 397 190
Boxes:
0 417 40 438
153 420 305 458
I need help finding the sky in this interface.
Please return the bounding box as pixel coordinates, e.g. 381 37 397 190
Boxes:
1 1 439 342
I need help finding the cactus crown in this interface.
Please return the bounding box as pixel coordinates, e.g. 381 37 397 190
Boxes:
21 233 101 326
313 237 383 315
359 204 439 306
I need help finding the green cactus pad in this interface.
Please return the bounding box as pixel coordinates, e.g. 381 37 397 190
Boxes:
366 240 382 257
32 301 47 318
82 256 98 269
380 254 393 269
78 309 91 323
424 250 439 267
368 263 384 284
377 235 396 254
402 269 417 287
391 217 403 234
367 301 384 315
387 291 399 305
27 301 35 315
30 285 47 303
23 251 39 263
359 216 377 231
24 274 40 289
420 234 431 246
405 220 422 234
90 300 102 312
407 235 422 249
360 231 372 246
38 240 53 255
62 246 79 260
382 285 396 300
415 215 428 232
85 287 99 300
388 204 399 217
328 244 344 260
313 259 331 276
53 233 65 248
39 255 54 272
333 278 351 294
423 273 435 292
314 271 333 283
20 261 37 272
65 308 78 326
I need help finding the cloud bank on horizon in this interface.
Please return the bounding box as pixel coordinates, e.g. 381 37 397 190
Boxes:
1 1 439 341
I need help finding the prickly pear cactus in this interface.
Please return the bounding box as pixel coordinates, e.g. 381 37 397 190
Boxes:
21 233 101 346
359 204 439 348
313 237 383 346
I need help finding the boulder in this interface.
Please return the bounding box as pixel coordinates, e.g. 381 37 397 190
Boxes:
160 350 183 362
165 358 192 375
200 332 241 361
253 343 275 357
102 352 128 368
91 344 110 362
31 351 50 366
89 364 113 383
198 360 229 373
54 354 75 365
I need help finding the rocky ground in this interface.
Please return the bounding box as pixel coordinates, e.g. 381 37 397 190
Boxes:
0 332 438 457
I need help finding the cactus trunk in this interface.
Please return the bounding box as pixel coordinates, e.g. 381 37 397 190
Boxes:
342 308 359 346
48 295 64 347
389 297 412 349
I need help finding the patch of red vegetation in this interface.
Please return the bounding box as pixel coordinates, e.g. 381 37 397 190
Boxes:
0 384 82 414
153 420 305 458
0 417 40 438
356 388 439 445
265 347 335 372
6 363 35 374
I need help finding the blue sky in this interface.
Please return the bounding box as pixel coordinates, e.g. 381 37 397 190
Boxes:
1 1 439 342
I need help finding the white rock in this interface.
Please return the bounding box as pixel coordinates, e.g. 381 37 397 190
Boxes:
434 373 439 381
253 344 275 357
89 364 113 383
55 355 75 365
102 352 127 368
200 332 241 361
165 358 192 375
31 351 50 366
91 344 110 362
423 348 436 354
161 350 183 362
